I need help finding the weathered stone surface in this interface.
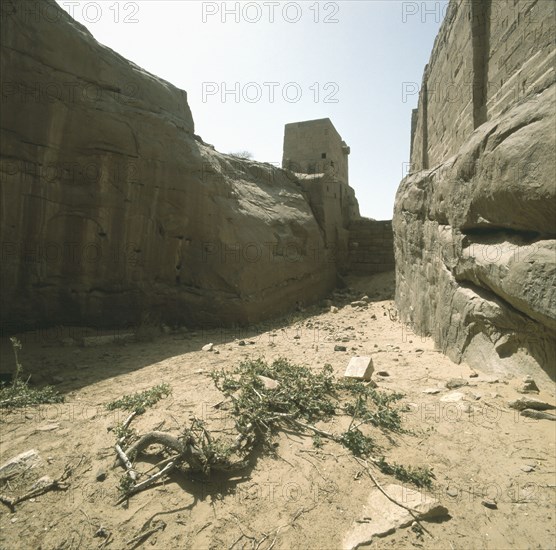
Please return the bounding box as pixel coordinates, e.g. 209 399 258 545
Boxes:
520 409 556 421
508 397 556 412
342 483 448 550
0 449 41 481
344 356 374 380
394 0 556 379
0 0 355 333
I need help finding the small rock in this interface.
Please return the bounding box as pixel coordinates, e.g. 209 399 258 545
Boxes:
517 375 539 394
344 356 374 381
446 487 459 498
238 340 246 346
377 371 390 377
202 343 214 352
422 388 441 394
334 345 347 352
0 449 41 481
469 372 479 378
440 392 465 402
371 314 377 320
520 409 556 421
415 348 424 354
481 498 497 509
37 424 59 432
351 301 367 308
257 375 279 391
96 469 107 482
446 378 468 389
360 296 370 303
330 306 339 314
520 465 535 472
508 397 556 411
462 403 473 413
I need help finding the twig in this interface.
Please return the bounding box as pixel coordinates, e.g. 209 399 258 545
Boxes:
0 467 71 511
126 520 166 546
116 462 175 505
115 444 138 481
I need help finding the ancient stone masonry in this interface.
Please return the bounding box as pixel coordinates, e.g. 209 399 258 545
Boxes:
348 220 394 275
0 0 363 332
282 118 361 267
395 0 556 377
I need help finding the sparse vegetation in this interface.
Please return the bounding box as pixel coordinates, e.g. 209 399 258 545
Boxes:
110 358 433 502
106 383 172 414
0 338 63 409
229 150 253 160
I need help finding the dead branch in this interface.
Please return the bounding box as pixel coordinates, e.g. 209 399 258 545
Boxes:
116 462 175 505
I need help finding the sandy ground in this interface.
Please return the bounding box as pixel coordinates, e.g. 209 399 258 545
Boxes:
0 272 555 550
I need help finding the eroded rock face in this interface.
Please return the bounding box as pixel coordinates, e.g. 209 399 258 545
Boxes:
0 0 338 330
394 0 556 379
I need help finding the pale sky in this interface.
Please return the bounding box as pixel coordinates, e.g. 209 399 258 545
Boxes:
56 0 447 220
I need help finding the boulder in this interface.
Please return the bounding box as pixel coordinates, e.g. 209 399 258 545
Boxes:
0 0 352 333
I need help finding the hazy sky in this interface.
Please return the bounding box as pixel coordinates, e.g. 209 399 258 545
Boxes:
56 1 447 220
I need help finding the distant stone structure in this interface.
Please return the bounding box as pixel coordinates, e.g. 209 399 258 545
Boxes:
282 118 350 185
282 118 394 275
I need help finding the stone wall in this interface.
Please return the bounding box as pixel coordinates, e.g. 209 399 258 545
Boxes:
348 220 394 275
395 0 555 378
0 0 344 332
410 0 555 172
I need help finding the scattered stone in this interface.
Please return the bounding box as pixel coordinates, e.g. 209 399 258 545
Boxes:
331 306 339 314
377 371 390 377
202 343 214 352
490 392 500 398
344 356 374 381
96 468 107 482
342 483 448 549
471 392 482 401
520 409 556 421
481 498 498 510
462 403 473 413
440 392 465 402
517 375 540 394
446 378 468 389
238 340 246 346
446 487 459 498
351 301 367 308
469 372 479 378
0 449 41 481
334 345 347 352
415 348 424 353
257 375 279 391
422 388 441 394
80 333 135 347
360 296 370 303
484 377 499 384
249 341 256 345
37 424 59 432
508 397 556 411
371 314 377 320
521 465 535 473
481 498 497 509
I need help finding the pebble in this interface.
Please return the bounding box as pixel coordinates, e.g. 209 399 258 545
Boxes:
202 343 214 352
521 465 535 473
96 469 107 482
422 388 441 394
446 487 458 497
238 340 246 346
334 345 347 352
440 392 465 402
377 371 390 377
446 378 468 389
481 498 497 509
331 306 338 314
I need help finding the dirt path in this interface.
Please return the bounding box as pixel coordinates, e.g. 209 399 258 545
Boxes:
1 273 554 550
